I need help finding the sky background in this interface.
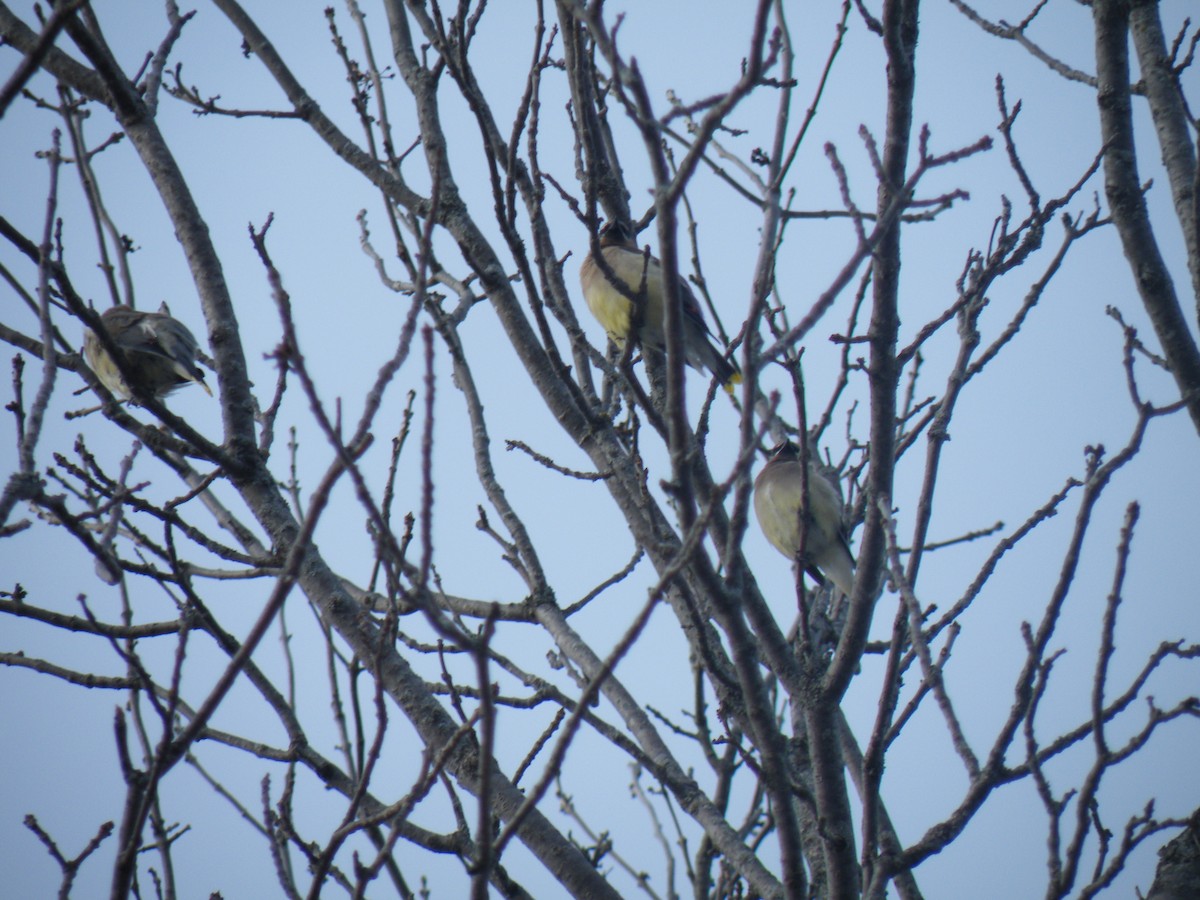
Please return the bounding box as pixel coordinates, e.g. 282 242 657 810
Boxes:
1 1 1197 897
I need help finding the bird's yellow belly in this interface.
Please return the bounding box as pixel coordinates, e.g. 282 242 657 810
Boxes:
585 280 634 343
754 481 836 560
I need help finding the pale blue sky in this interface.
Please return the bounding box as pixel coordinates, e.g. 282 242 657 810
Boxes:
1 2 1196 897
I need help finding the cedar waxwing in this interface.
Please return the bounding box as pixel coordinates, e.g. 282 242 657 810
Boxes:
579 221 740 389
754 440 856 596
83 303 211 401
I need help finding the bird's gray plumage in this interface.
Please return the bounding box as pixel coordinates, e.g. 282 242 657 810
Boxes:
579 221 740 388
83 303 211 401
754 440 856 596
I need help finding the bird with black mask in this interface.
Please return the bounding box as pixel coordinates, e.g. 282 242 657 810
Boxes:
83 303 212 402
580 220 740 391
754 440 856 597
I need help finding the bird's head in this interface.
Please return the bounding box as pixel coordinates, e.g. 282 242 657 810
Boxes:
768 440 801 461
598 219 634 248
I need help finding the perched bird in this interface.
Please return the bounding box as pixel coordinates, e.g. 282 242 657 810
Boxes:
579 220 740 389
754 440 856 596
83 303 212 401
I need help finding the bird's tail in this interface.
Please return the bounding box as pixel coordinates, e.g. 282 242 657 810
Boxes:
702 345 741 393
193 372 213 396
